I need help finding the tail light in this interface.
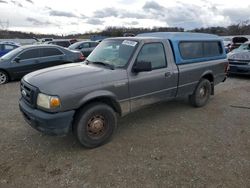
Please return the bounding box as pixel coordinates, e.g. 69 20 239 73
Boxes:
79 53 85 61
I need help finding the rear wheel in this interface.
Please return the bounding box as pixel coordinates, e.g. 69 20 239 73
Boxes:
73 103 117 148
189 79 211 107
0 70 9 85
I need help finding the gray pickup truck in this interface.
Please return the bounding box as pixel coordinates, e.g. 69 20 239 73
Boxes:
19 32 228 148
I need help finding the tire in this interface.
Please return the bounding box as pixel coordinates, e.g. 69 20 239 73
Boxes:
73 102 117 148
0 70 9 85
189 79 211 107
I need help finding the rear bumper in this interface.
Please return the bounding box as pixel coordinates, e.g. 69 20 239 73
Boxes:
19 99 75 135
228 64 250 75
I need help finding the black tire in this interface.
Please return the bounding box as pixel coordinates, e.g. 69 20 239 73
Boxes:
0 70 9 85
73 102 117 148
189 79 211 107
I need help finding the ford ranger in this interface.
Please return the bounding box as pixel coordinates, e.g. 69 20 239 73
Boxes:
19 32 228 148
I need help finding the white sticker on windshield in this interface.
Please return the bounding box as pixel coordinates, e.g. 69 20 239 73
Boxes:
122 40 137 47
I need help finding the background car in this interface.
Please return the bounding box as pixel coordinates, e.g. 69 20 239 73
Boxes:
68 41 99 57
0 45 84 84
227 36 248 52
221 37 232 53
45 39 78 48
69 39 78 44
45 40 71 47
227 41 250 75
0 42 20 57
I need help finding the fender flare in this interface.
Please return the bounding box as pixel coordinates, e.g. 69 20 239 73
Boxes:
78 90 122 114
200 71 215 95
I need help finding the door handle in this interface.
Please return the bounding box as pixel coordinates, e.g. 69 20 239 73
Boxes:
164 72 171 77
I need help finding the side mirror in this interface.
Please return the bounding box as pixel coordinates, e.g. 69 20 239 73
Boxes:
13 57 21 63
133 61 152 73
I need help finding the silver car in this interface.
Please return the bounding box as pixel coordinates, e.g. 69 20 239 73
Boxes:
68 41 99 57
228 41 250 75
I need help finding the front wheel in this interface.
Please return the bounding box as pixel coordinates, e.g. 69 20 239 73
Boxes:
0 70 9 85
73 103 117 148
189 79 211 107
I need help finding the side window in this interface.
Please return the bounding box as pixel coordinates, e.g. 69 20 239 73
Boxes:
79 43 90 49
203 42 222 57
41 48 63 57
179 42 203 59
18 49 40 60
180 41 223 60
136 43 167 69
0 44 3 51
4 45 15 50
90 42 98 47
247 44 250 50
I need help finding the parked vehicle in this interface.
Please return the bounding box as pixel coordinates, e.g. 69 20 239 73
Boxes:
41 38 53 42
46 40 71 47
69 39 78 44
68 41 99 57
221 37 232 53
228 41 250 75
0 45 84 84
19 32 228 148
0 42 20 57
227 36 248 52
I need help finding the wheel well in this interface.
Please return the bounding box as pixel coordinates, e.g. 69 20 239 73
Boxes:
202 74 214 83
0 69 10 80
78 97 121 116
202 73 214 95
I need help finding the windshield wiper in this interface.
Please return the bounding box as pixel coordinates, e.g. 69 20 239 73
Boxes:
86 60 115 70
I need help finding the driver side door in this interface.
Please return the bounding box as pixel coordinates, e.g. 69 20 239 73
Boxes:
128 42 177 111
10 48 41 78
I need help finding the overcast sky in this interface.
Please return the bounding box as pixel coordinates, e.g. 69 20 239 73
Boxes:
0 0 250 35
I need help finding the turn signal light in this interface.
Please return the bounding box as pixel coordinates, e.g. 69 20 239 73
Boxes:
50 97 61 108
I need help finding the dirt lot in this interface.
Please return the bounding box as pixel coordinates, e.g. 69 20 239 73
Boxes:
0 76 249 188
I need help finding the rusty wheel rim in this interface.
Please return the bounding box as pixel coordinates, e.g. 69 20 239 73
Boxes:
87 115 106 139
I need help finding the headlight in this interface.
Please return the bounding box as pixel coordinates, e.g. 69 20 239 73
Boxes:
37 93 61 109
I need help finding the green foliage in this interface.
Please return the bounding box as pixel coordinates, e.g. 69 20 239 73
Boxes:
189 21 250 35
0 30 60 39
1 21 250 39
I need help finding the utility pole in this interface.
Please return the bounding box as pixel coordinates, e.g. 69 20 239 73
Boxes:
0 20 9 30
0 20 9 38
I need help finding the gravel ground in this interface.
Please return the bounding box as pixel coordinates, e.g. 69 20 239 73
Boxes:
0 76 249 188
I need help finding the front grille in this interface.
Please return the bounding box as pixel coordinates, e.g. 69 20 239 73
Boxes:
20 80 37 107
229 59 249 65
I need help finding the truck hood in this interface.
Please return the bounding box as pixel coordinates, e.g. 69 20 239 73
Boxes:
24 63 127 95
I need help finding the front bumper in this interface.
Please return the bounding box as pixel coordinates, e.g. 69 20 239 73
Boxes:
19 99 75 136
228 64 250 75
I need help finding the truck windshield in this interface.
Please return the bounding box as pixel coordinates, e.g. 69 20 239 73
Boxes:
86 39 138 68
